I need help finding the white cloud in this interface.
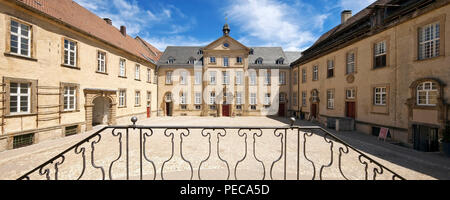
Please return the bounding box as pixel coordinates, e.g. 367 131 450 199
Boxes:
225 0 317 51
144 36 211 51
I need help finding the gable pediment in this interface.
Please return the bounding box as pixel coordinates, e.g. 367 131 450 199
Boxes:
204 36 249 51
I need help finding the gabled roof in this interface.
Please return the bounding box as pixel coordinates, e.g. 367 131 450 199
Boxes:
203 35 250 51
11 0 161 64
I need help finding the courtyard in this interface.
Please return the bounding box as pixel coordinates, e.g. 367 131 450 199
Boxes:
1 116 449 180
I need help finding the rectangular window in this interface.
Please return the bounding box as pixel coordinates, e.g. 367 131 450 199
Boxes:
236 71 243 85
346 88 355 100
374 41 387 68
10 82 30 114
64 39 77 66
327 60 334 78
210 92 216 105
180 71 187 85
346 52 355 74
264 93 271 105
63 86 76 111
302 69 307 83
13 133 34 149
250 93 257 105
10 20 31 57
327 90 334 109
223 71 229 85
374 87 387 106
302 92 306 107
210 71 217 85
147 68 152 83
65 125 78 137
264 71 271 85
195 71 202 85
166 71 172 84
195 105 201 110
236 92 242 105
135 91 141 106
313 66 318 81
279 71 286 85
119 89 126 107
236 105 242 110
293 71 298 84
223 57 229 67
419 22 440 60
97 52 106 73
195 92 202 105
251 105 257 110
250 71 257 86
119 59 126 77
135 65 140 80
293 92 298 107
210 57 216 63
147 91 151 106
180 92 186 105
237 57 243 64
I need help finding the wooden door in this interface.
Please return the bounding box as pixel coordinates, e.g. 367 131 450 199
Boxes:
311 104 317 118
222 105 230 117
346 102 355 118
166 103 172 116
278 103 285 117
413 125 439 152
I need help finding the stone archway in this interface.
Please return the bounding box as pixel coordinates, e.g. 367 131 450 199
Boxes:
84 89 117 131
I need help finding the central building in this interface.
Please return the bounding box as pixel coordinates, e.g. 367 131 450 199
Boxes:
157 25 301 117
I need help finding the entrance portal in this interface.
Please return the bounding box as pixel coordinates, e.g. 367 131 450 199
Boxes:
93 97 111 126
222 104 230 117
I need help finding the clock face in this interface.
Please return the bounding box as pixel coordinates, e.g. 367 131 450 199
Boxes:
223 43 230 48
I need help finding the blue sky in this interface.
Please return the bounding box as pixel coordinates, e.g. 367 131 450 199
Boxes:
73 0 376 51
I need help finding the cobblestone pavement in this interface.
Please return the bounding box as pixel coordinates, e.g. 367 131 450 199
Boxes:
0 116 449 180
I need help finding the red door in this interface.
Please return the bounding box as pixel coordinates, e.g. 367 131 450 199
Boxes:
278 103 285 117
346 102 355 118
311 104 317 118
222 105 230 117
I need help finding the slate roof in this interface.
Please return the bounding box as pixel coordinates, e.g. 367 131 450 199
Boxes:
158 46 301 69
12 0 161 64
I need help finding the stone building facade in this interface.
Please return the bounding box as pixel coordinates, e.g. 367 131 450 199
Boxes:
157 25 301 117
291 0 450 152
0 0 161 151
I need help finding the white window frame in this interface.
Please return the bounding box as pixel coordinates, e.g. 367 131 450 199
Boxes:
223 71 229 85
64 39 77 67
346 52 355 74
302 69 307 83
180 71 187 85
209 92 216 105
195 71 202 85
327 60 334 78
236 71 243 85
210 57 216 63
119 90 126 107
237 57 242 64
64 86 76 111
327 90 334 109
346 89 355 100
302 92 306 107
10 20 31 57
293 93 298 106
250 71 257 86
9 83 31 114
264 93 271 105
236 92 242 105
147 68 152 83
419 22 440 60
313 66 318 81
250 93 257 105
195 92 202 105
119 59 126 77
135 91 141 106
223 57 229 67
374 87 387 106
97 52 106 73
135 65 140 80
209 71 216 85
417 82 437 106
279 71 286 85
264 71 271 85
180 92 187 105
166 71 173 84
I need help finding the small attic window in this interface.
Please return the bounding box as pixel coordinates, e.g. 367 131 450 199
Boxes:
249 48 254 55
198 49 203 55
276 58 284 65
255 58 263 64
168 57 175 64
188 58 196 64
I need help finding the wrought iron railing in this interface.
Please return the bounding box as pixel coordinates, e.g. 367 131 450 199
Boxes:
17 117 405 180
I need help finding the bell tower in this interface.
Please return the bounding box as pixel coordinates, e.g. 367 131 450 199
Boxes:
223 23 230 36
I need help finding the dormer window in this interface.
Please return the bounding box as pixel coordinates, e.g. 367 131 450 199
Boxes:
197 49 203 55
249 48 254 55
276 58 284 65
255 58 263 64
168 57 175 64
188 57 196 64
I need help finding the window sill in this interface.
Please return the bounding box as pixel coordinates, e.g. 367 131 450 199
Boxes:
61 110 81 114
372 66 388 71
96 71 108 75
415 55 445 63
134 105 141 107
4 52 37 62
135 79 141 81
61 64 81 70
5 113 38 118
165 83 173 85
118 106 127 109
118 76 127 79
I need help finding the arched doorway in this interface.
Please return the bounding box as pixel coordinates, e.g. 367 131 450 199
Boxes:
278 93 286 117
310 89 319 119
92 96 111 126
164 92 173 116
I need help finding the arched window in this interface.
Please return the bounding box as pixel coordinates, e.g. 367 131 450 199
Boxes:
311 89 319 103
417 82 438 106
276 58 284 65
188 57 196 64
167 57 175 64
255 58 263 64
165 93 172 102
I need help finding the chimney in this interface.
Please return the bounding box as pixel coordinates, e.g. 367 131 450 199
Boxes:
341 10 352 23
120 25 127 36
103 18 112 25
